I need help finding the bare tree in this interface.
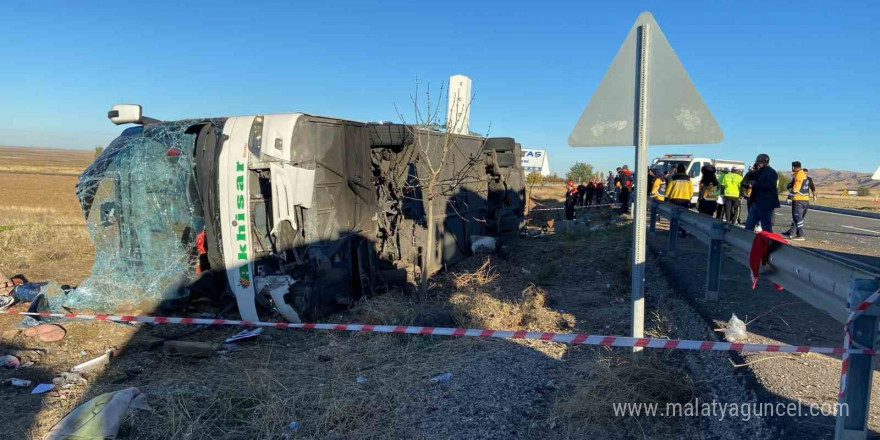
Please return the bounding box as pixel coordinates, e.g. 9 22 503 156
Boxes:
395 80 488 295
525 171 543 213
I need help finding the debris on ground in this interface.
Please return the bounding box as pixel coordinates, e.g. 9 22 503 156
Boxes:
71 351 112 375
43 387 151 440
470 235 497 253
23 323 66 342
32 383 54 394
724 313 748 342
8 378 31 387
1 354 20 368
0 296 14 310
53 372 88 388
224 328 262 343
430 372 453 384
163 340 212 358
356 376 368 385
281 421 300 437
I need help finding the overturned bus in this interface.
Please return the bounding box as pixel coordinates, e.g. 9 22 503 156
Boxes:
70 105 525 322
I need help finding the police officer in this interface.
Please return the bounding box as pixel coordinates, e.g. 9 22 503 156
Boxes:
782 161 809 241
721 167 744 223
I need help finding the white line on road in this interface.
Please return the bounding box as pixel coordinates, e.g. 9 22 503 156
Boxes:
778 204 880 221
841 225 880 235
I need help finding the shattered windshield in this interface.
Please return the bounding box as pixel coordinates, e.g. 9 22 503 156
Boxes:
68 121 204 312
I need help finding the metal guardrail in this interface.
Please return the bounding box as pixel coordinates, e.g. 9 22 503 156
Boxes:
649 200 879 440
652 201 873 322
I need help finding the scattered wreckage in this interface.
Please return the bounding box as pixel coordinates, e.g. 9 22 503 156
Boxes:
60 103 525 322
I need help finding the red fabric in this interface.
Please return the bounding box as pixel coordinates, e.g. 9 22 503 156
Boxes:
195 230 207 275
749 231 787 290
195 230 207 255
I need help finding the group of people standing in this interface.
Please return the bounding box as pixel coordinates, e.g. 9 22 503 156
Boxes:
694 165 745 223
577 179 606 207
563 178 608 220
649 154 814 241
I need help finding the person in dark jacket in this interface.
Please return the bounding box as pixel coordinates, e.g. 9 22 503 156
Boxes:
576 182 587 206
564 180 578 220
618 166 633 214
744 154 781 232
585 179 596 206
803 169 817 201
697 164 720 217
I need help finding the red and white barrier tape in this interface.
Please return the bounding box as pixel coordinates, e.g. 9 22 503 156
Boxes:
0 310 871 356
529 203 618 212
838 288 880 398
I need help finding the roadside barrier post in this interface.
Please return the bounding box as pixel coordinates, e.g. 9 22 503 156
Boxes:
668 207 680 256
649 199 658 232
704 222 724 300
836 279 880 440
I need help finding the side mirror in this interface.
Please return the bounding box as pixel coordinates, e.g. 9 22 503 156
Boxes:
108 104 143 125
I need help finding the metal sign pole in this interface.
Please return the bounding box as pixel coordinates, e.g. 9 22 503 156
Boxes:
567 11 722 349
631 23 650 351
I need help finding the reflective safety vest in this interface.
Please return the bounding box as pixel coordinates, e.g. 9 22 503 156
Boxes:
722 173 743 198
651 177 666 201
702 183 719 201
792 170 810 200
666 173 693 202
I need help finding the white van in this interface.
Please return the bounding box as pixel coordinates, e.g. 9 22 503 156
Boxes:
651 154 745 204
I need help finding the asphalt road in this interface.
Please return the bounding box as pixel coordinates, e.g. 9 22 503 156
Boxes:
771 204 880 274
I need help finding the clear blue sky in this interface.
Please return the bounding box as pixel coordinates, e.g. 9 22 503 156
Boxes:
1 0 878 174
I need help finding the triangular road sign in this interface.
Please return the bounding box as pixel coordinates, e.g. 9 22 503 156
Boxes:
568 12 723 147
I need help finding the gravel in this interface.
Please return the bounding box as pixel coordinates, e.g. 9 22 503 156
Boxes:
399 341 556 440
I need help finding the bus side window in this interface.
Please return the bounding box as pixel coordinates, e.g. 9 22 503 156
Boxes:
688 162 700 178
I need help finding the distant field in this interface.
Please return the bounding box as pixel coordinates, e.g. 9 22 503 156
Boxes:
0 146 94 284
0 146 94 175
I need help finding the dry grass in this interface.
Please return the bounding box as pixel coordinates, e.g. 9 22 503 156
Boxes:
559 352 696 423
451 257 499 290
0 176 93 282
450 284 575 332
104 331 484 440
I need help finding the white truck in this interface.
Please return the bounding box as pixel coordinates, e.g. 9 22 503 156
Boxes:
651 154 745 204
